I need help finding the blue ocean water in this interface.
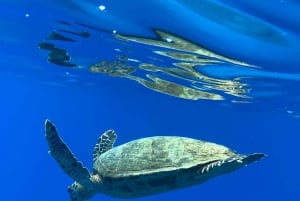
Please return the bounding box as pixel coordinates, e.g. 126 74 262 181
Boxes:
1 0 300 201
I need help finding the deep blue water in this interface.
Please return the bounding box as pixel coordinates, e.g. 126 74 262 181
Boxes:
1 1 300 201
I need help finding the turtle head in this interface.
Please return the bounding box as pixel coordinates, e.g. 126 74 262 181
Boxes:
67 175 102 201
68 182 95 201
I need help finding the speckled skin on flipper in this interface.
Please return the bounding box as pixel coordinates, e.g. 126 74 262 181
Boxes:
93 129 117 164
45 120 91 184
45 119 266 201
45 120 99 201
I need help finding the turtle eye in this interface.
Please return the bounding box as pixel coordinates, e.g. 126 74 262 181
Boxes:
67 187 73 192
68 183 78 192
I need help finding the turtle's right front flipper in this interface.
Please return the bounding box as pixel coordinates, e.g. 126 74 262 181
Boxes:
45 119 91 185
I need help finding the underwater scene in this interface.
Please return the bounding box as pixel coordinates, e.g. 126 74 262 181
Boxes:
1 0 300 201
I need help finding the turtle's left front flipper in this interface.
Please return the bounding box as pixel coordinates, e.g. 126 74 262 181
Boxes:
45 119 91 185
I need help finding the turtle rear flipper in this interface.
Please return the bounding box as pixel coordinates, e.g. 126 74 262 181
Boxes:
199 153 266 175
45 119 91 186
241 153 266 164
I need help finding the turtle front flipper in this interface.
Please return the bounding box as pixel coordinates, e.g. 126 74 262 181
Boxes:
45 119 91 185
93 129 117 163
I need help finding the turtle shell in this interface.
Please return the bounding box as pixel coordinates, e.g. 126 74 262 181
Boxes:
93 136 236 178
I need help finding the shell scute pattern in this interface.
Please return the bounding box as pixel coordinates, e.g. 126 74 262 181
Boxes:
94 136 236 178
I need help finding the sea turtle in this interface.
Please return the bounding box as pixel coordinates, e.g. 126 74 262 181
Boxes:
45 119 265 201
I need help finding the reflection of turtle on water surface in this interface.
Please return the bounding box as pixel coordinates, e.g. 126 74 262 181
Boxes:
45 119 265 201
